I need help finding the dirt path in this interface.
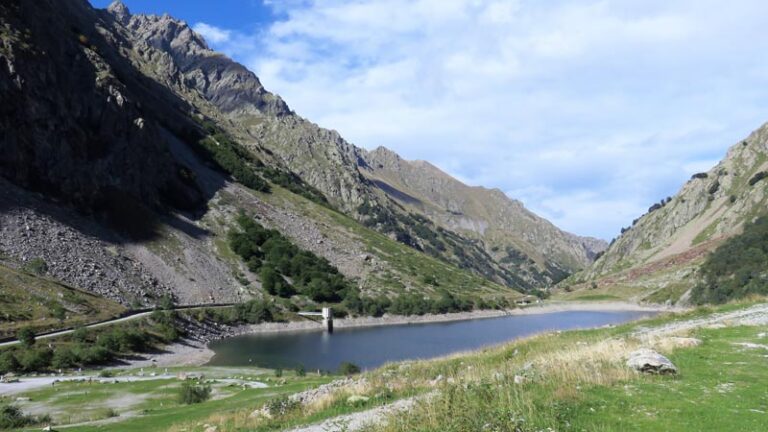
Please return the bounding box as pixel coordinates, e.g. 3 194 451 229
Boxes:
634 303 768 338
286 394 430 432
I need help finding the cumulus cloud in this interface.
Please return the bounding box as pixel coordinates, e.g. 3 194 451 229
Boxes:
194 0 768 239
192 22 231 44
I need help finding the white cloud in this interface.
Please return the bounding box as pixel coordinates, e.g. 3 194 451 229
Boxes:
192 23 232 44
194 0 768 239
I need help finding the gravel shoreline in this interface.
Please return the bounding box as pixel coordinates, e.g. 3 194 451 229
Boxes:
125 301 673 368
237 301 674 335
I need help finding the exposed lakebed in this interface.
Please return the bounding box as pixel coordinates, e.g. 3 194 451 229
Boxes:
207 310 656 371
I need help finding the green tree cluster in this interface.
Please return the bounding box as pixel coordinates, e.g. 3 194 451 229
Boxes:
0 318 181 374
0 404 50 429
178 381 212 404
692 215 768 304
228 213 350 302
198 300 278 325
343 289 480 317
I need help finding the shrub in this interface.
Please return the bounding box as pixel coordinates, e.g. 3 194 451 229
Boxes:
234 299 275 324
178 381 212 404
0 351 20 374
274 368 283 378
295 364 306 377
51 348 79 370
263 396 300 417
708 180 720 195
17 328 35 348
338 362 361 376
18 349 52 372
748 171 767 186
75 345 113 365
420 274 439 286
156 294 175 311
96 332 121 352
157 322 180 343
194 134 271 193
50 304 67 321
22 258 47 275
0 405 38 429
151 311 182 342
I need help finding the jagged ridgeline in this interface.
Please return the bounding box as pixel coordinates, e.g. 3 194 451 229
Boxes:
0 0 603 312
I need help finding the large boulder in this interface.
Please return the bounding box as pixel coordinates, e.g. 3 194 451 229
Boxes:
626 349 677 374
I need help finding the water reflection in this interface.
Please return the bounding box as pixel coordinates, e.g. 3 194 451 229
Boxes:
207 310 654 371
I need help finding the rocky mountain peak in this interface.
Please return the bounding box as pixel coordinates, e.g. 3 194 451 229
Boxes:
106 0 131 25
106 6 293 117
366 146 404 169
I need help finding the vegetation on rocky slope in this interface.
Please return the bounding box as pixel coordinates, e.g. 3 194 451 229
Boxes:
229 212 350 302
692 215 768 304
573 123 768 304
0 311 182 375
0 264 125 338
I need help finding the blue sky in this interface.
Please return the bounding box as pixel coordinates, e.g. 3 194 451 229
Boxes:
92 1 768 240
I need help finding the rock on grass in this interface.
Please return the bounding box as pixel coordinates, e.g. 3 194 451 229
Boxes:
626 349 677 374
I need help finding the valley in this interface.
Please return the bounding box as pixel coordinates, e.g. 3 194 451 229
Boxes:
0 0 767 431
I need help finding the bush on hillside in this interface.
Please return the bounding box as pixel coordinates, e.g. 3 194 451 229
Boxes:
234 299 275 324
51 348 79 370
16 328 35 348
338 362 361 375
0 405 48 429
18 349 52 372
0 351 20 374
3 320 178 374
178 381 212 404
692 215 768 304
748 171 767 186
228 213 350 302
22 258 47 275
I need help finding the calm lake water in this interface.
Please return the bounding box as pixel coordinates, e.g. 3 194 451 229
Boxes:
207 310 654 371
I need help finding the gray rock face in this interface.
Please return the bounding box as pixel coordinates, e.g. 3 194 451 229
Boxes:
0 0 606 311
362 146 607 273
626 349 677 374
103 3 604 287
584 121 768 301
0 0 203 213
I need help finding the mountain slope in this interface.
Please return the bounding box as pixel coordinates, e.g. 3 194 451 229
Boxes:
564 122 768 303
362 147 605 269
0 0 516 307
101 1 604 289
